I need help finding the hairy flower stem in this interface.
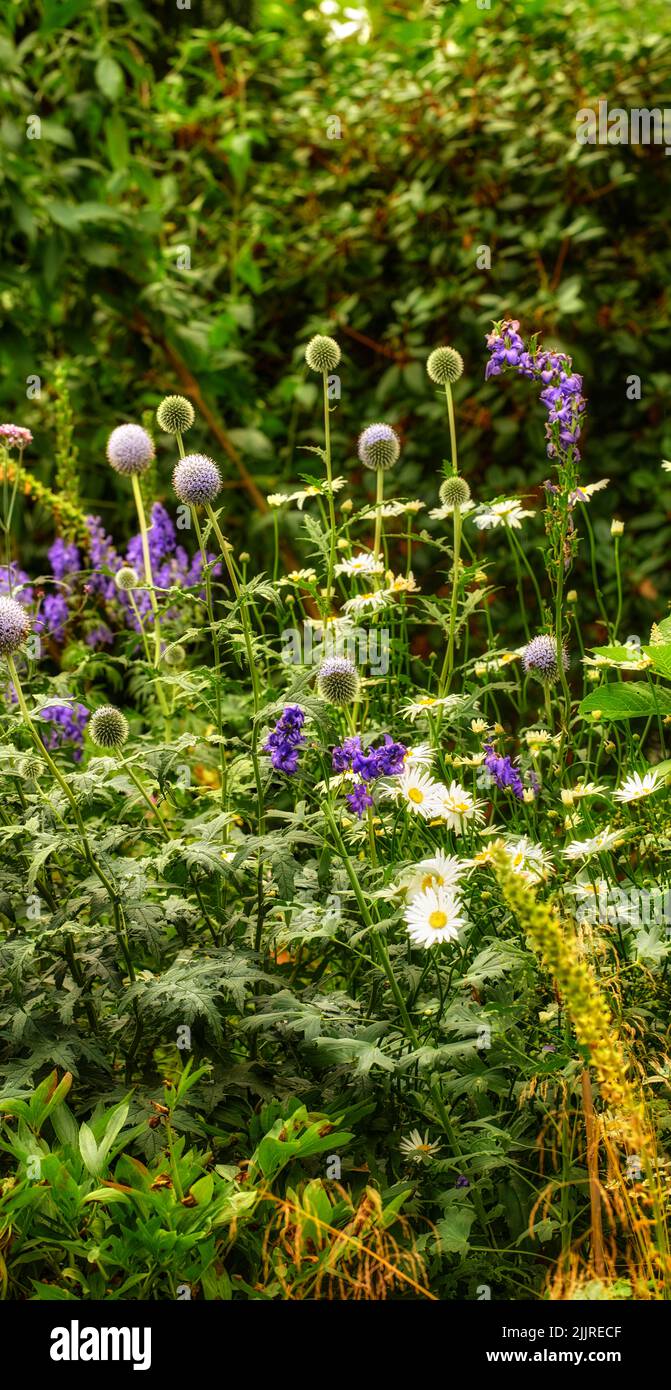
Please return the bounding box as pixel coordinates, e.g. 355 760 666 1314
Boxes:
438 504 462 697
612 533 623 640
129 474 170 722
321 370 338 604
445 383 458 475
191 508 226 809
373 468 385 566
6 655 134 983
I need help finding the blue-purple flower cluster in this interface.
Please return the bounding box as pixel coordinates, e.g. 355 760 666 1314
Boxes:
483 743 535 801
263 705 306 774
39 702 89 761
485 319 586 461
332 734 407 817
85 502 220 645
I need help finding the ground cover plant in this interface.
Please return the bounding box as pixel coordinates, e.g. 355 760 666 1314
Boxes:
1 316 671 1301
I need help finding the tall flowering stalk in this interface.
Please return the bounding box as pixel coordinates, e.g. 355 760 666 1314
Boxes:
106 423 170 722
428 347 468 696
305 336 341 604
485 321 587 718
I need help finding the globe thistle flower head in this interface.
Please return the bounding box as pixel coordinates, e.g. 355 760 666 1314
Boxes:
427 346 464 385
357 422 400 472
173 453 222 506
115 565 140 593
89 705 129 750
523 634 569 684
19 755 43 780
156 395 195 435
0 595 31 655
164 644 186 669
106 424 155 476
317 656 361 706
439 475 471 508
305 335 341 374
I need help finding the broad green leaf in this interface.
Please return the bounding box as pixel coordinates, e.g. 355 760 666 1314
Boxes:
79 1122 101 1176
95 55 124 102
579 682 671 720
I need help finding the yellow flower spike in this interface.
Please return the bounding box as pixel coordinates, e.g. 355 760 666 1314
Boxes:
490 844 649 1149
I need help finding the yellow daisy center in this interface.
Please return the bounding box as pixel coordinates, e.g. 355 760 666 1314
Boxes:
428 910 448 930
421 872 444 891
408 787 424 804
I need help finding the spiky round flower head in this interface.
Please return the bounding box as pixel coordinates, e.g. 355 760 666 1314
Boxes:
89 705 129 750
19 755 43 780
156 395 195 435
305 335 341 374
523 634 569 685
427 346 464 385
106 423 155 477
115 565 140 593
0 595 31 656
357 422 401 472
317 656 361 707
164 643 186 669
173 453 222 506
439 475 471 508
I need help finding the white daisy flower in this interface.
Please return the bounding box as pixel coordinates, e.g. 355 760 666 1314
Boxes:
388 769 445 819
404 885 466 948
267 479 347 510
384 571 420 594
436 781 485 834
501 836 553 882
473 499 535 530
401 693 471 721
279 568 318 586
360 499 425 519
404 850 469 899
563 827 623 860
429 500 476 521
335 552 384 577
614 770 662 803
342 590 390 615
399 1128 441 1162
402 743 434 770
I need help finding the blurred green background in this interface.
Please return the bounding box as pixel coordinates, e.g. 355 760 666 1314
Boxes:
1 0 670 627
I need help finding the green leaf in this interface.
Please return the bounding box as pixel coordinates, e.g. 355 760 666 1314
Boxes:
436 1202 476 1255
579 682 671 720
95 55 125 102
79 1122 101 1176
643 644 671 680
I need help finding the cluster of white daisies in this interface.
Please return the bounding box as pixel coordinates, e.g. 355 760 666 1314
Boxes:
399 838 552 950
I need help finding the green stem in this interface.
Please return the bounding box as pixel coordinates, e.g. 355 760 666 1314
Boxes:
322 370 338 604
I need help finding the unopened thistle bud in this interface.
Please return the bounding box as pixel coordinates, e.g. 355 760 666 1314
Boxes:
164 644 186 669
156 395 195 435
427 346 464 385
173 453 222 505
0 595 31 656
115 566 140 593
523 634 569 684
106 424 155 477
357 423 400 472
439 475 471 507
19 755 43 780
305 335 341 374
317 656 360 706
89 704 129 750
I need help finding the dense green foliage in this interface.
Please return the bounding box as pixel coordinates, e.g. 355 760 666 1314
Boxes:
1 0 671 1305
1 0 671 631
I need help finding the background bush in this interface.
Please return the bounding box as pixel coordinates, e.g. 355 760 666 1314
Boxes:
1 0 670 629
